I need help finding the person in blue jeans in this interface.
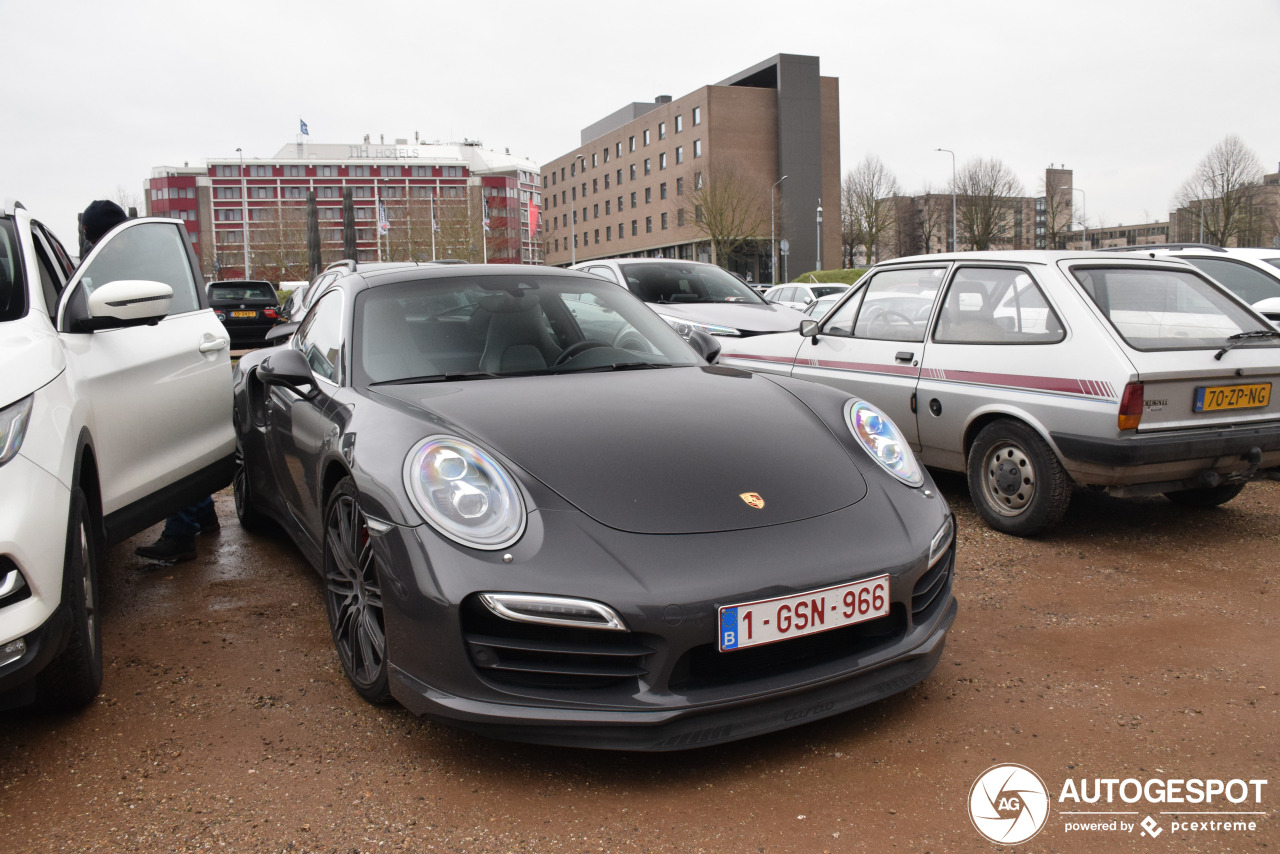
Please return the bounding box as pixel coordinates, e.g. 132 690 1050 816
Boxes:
135 497 219 563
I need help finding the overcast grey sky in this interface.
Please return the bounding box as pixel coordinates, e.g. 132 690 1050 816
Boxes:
7 0 1278 245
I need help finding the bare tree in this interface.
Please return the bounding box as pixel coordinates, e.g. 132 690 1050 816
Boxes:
682 158 769 266
842 155 901 266
1172 135 1265 246
914 186 949 255
952 158 1025 250
113 184 143 218
250 204 310 281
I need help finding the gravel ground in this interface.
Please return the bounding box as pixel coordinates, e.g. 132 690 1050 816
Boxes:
2 476 1276 853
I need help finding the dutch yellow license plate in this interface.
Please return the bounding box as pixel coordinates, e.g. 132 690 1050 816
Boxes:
1194 383 1271 412
231 310 257 318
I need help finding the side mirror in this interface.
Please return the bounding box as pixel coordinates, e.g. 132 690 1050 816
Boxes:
265 321 299 344
79 279 173 330
257 347 315 394
800 319 820 338
803 294 815 304
688 329 722 364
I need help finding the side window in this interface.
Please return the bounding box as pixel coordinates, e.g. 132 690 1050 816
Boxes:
934 267 1064 344
0 219 27 322
294 292 344 382
76 222 200 315
848 268 945 342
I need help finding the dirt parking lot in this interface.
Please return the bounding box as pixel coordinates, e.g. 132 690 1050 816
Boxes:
2 476 1276 853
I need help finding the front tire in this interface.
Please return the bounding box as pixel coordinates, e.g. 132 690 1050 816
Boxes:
35 487 103 710
967 420 1071 537
233 454 269 533
323 478 390 703
1165 483 1245 508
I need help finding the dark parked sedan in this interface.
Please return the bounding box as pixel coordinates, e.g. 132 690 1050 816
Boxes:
207 279 281 347
232 264 956 750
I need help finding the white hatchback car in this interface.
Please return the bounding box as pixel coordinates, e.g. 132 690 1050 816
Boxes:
571 258 807 337
719 251 1280 535
762 282 850 310
0 202 235 709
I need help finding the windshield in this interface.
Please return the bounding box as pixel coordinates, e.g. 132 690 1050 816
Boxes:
1180 258 1280 305
812 285 848 299
1070 265 1278 351
0 219 27 322
357 272 702 384
619 262 767 305
210 282 277 301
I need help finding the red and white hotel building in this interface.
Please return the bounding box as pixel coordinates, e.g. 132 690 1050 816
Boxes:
146 136 542 281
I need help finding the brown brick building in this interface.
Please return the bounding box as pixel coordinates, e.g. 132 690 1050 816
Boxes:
541 54 841 282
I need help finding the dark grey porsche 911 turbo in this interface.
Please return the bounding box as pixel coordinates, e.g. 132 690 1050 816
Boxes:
232 263 956 750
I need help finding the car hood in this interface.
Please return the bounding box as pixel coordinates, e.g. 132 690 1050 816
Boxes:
648 302 807 334
0 322 62 405
374 366 868 534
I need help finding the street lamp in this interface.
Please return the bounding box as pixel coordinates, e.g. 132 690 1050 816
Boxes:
770 175 788 285
936 148 956 252
237 147 251 277
1062 186 1086 250
569 154 586 265
815 200 824 271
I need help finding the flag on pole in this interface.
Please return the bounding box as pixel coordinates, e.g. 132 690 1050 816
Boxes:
299 119 309 136
377 200 390 235
432 215 440 233
482 198 491 234
529 201 539 235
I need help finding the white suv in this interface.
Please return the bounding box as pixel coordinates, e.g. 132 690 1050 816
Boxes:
0 202 235 710
1108 244 1280 323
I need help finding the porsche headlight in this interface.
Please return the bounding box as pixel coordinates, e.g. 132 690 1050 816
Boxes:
846 400 923 487
404 436 526 549
655 313 741 338
0 396 33 468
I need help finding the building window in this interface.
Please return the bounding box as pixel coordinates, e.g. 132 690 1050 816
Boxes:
643 129 650 146
630 192 637 208
253 187 271 199
645 216 652 233
592 153 598 167
661 213 668 230
693 139 702 158
592 178 598 193
645 188 652 204
675 114 683 133
632 220 638 236
320 166 335 177
593 204 599 218
629 136 635 152
629 164 636 181
615 142 622 158
695 205 703 222
618 195 624 211
383 166 401 177
693 106 701 125
694 171 704 190
253 165 269 177
659 153 667 170
594 229 599 244
658 122 666 140
660 183 667 200
218 165 235 177
604 174 611 189
644 159 651 176
572 187 576 201
605 200 611 215
352 166 368 177
604 148 610 163
287 165 305 177
606 226 612 241
676 177 684 196
678 208 686 227
676 146 683 165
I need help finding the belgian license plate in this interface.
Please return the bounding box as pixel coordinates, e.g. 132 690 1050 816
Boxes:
1194 382 1271 412
718 575 890 652
231 310 257 318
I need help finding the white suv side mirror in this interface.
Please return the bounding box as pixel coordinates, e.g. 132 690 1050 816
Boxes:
87 279 173 324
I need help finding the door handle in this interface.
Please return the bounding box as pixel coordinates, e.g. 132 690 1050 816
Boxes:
895 351 914 363
199 337 229 353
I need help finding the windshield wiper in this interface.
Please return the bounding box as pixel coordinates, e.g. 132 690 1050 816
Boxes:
561 361 677 374
372 371 501 385
1214 328 1280 360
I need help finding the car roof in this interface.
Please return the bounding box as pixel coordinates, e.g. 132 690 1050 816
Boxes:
573 257 719 268
348 263 607 290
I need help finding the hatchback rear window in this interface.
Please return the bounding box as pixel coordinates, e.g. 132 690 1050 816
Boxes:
0 219 27 322
1071 266 1277 351
210 283 277 301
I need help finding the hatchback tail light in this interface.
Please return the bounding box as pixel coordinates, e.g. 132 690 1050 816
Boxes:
1118 382 1144 430
263 308 279 320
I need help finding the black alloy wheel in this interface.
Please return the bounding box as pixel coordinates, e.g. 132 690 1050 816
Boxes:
323 477 390 703
35 487 103 709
